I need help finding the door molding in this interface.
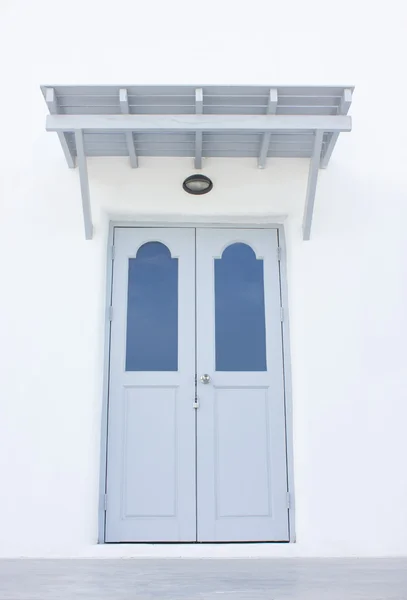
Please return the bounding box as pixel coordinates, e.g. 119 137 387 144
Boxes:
98 221 296 544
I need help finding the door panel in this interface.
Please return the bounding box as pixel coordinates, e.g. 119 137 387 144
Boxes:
196 229 289 542
105 228 196 542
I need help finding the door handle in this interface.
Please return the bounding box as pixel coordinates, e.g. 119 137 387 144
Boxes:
200 374 211 384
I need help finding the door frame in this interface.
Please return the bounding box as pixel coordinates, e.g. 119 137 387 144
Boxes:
98 219 296 544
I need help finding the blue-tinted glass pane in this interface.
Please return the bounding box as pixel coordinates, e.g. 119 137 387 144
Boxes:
125 242 178 371
215 243 267 371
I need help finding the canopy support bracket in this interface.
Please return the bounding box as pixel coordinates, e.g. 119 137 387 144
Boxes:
258 89 278 169
45 88 76 168
195 88 203 169
120 89 138 168
302 130 324 241
320 89 353 168
74 130 93 240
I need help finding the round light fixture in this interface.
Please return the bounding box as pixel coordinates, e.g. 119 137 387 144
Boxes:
183 174 213 195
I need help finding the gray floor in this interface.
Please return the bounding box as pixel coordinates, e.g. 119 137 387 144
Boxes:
0 559 406 599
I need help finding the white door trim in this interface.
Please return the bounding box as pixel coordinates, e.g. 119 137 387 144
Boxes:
98 221 296 544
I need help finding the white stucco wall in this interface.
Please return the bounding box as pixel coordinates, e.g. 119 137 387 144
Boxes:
1 0 407 557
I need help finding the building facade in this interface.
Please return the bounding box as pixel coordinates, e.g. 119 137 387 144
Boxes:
0 0 407 558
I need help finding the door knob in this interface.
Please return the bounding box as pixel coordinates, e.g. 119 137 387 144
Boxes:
200 374 211 384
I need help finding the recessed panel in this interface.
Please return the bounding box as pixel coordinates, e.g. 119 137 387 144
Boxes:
123 387 177 518
214 387 271 518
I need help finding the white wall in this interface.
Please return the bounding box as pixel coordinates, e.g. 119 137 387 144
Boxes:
0 0 407 557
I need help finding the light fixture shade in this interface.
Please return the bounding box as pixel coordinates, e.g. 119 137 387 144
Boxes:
183 174 213 195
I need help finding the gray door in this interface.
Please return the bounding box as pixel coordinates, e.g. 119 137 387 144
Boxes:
196 229 289 541
105 227 289 542
105 228 196 542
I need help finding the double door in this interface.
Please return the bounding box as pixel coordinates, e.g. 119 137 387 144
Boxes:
105 227 289 542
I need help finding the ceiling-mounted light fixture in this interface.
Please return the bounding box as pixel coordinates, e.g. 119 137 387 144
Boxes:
183 174 213 195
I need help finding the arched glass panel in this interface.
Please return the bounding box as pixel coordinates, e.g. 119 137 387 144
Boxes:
215 243 267 371
125 242 178 371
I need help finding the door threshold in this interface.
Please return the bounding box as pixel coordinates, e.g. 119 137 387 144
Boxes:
93 542 295 559
106 541 289 545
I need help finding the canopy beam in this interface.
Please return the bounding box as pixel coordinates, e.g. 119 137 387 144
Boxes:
119 89 138 168
258 89 278 169
195 88 203 169
45 88 76 168
320 89 353 168
47 114 352 133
